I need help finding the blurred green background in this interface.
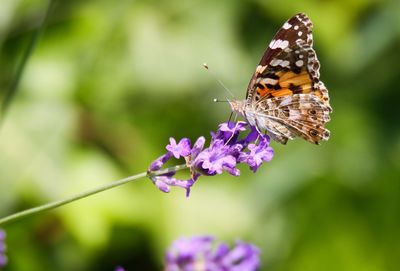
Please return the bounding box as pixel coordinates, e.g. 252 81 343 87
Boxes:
1 0 400 270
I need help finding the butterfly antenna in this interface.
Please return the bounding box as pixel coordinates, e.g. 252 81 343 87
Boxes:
203 63 235 98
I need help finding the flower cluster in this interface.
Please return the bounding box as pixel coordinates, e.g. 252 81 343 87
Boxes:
148 121 274 196
165 236 260 271
0 229 7 269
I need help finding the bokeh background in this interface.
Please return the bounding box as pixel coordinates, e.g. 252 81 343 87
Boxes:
1 0 400 270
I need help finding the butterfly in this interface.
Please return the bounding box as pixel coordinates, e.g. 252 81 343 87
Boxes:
229 13 332 144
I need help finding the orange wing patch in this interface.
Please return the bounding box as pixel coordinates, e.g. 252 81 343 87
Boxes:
255 70 313 99
278 70 310 87
271 88 293 97
255 83 272 97
276 70 312 95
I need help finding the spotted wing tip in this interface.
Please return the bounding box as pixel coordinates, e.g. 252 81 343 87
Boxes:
295 12 310 20
316 128 331 144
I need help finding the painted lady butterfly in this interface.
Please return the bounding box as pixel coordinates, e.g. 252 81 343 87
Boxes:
229 13 332 144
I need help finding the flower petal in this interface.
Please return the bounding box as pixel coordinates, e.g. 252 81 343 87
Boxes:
166 137 191 159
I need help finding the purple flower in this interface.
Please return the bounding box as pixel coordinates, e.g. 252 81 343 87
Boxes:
149 153 173 171
240 125 260 145
114 266 125 271
193 139 238 176
215 122 247 142
148 121 274 196
166 138 191 159
150 174 199 197
165 236 260 271
0 229 7 269
190 136 205 159
238 136 274 172
166 236 214 271
217 241 260 271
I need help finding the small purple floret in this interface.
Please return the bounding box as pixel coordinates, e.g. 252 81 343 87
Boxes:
239 136 274 172
193 140 237 176
190 136 205 159
149 153 173 171
166 137 191 159
219 241 260 271
217 121 247 141
0 229 7 268
165 236 260 271
152 176 172 193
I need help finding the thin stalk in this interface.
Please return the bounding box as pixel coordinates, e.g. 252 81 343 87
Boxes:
0 164 187 226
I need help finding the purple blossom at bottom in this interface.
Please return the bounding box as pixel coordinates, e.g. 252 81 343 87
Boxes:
165 236 260 271
114 266 125 271
0 229 7 269
148 122 274 196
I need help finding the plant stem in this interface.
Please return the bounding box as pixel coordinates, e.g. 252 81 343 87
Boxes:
0 164 187 226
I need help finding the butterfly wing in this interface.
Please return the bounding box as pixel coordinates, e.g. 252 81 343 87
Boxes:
245 13 331 144
246 13 313 100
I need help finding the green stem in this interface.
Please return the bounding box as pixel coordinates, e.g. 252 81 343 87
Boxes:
0 164 187 226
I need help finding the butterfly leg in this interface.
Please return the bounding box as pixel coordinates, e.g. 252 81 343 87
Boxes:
228 112 233 123
254 118 264 136
224 121 245 146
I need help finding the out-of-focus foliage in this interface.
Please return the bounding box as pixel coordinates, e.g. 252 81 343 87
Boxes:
1 0 399 270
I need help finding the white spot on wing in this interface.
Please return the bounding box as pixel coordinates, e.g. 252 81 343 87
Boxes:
281 60 290 67
268 39 275 49
283 22 292 29
269 39 289 49
256 65 266 74
296 60 304 67
307 33 313 42
298 31 303 36
262 78 278 85
279 40 289 49
271 59 290 67
270 59 282 66
294 25 299 30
